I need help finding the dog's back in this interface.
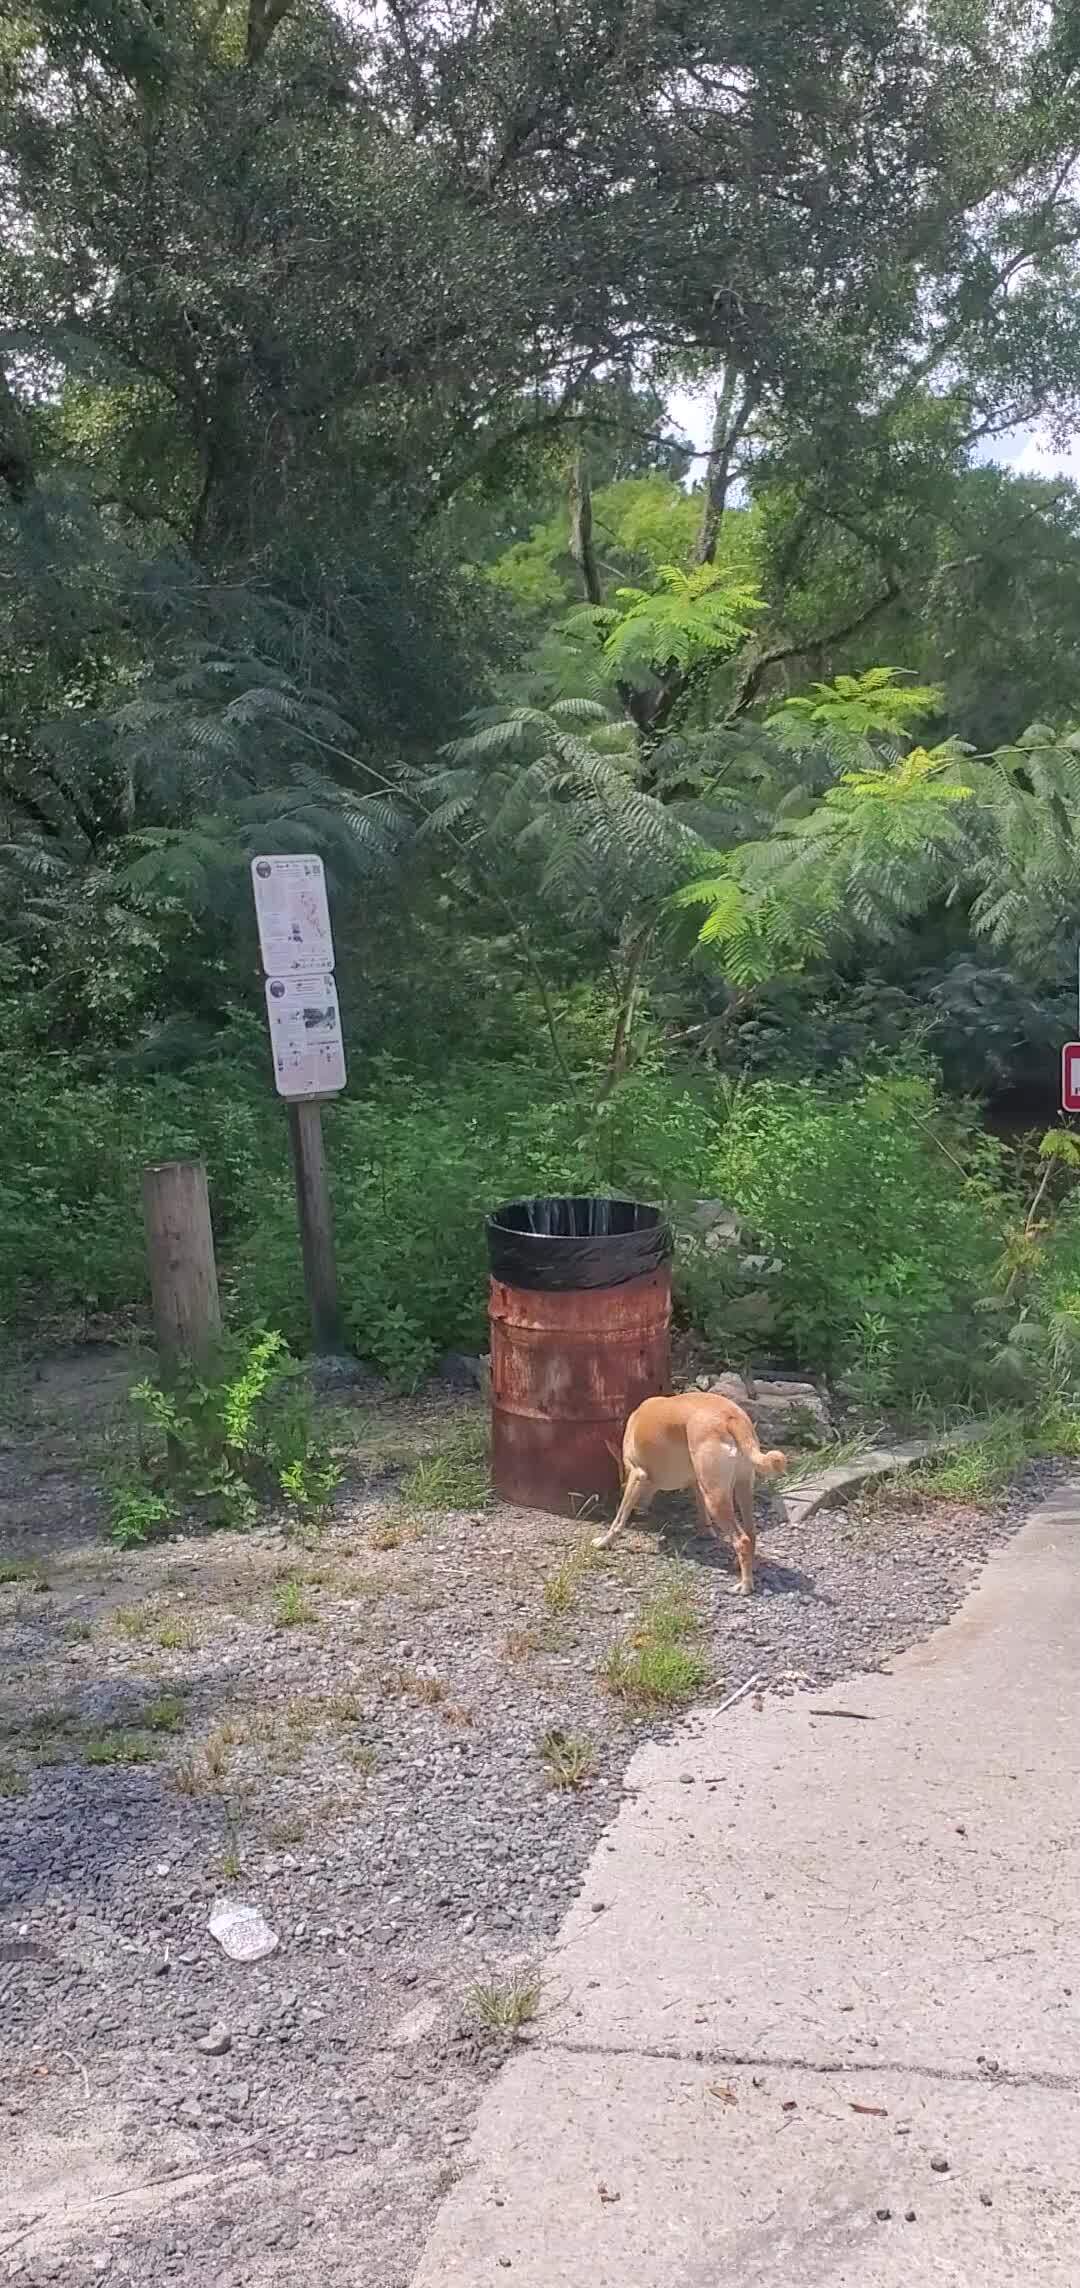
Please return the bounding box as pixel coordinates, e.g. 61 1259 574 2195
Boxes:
625 1392 785 1486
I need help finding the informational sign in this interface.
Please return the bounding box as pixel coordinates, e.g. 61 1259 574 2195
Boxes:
1062 1042 1080 1115
264 973 347 1100
251 855 334 976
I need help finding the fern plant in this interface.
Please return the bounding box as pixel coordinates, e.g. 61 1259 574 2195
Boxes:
425 698 701 930
770 667 945 748
567 564 763 691
673 665 997 975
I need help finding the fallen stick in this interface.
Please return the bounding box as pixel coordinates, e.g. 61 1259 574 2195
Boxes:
715 1673 764 1716
810 1707 873 1721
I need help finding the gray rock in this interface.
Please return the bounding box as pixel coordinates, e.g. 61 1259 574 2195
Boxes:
437 1352 490 1393
195 2024 232 2056
682 1199 744 1249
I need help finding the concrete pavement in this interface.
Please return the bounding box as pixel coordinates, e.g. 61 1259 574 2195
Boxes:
412 1484 1080 2285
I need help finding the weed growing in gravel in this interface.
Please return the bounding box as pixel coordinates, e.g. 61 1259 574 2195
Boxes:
537 1729 597 1789
26 1733 67 1766
0 1558 49 1590
346 1743 377 1776
602 1590 709 1709
401 1417 489 1509
501 1627 540 1662
542 1537 597 1616
467 1971 541 2039
62 1620 92 1643
173 1726 231 1793
1 1711 72 1764
369 1507 422 1551
386 1668 473 1725
0 1762 28 1797
156 1615 198 1650
107 1480 173 1550
142 1693 186 1733
913 1412 1029 1501
273 1576 315 1628
267 1811 308 1846
111 1603 155 1639
81 1729 163 1766
394 1667 446 1706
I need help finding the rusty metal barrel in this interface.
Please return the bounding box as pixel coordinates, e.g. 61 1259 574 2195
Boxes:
486 1196 672 1517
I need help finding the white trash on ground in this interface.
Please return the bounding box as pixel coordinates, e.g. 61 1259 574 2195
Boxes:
207 1898 280 1963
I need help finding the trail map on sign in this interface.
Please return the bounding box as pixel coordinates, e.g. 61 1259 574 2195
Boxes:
251 855 334 975
264 974 347 1099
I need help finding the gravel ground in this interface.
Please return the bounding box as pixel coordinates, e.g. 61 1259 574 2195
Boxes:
0 1350 1062 2288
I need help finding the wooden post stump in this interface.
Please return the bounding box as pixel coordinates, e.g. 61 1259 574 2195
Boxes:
141 1158 222 1380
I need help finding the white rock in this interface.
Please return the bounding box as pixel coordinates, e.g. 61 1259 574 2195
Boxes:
207 1898 280 1964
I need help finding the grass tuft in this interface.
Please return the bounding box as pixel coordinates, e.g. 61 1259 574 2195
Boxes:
602 1589 709 1709
273 1576 315 1629
401 1419 489 1510
0 1559 50 1591
141 1692 186 1733
111 1603 154 1640
541 1537 597 1616
466 1970 541 2039
82 1729 163 1766
156 1615 199 1651
912 1412 1029 1501
173 1725 231 1793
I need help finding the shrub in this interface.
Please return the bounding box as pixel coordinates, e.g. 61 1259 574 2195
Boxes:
708 1071 1005 1406
107 1329 340 1543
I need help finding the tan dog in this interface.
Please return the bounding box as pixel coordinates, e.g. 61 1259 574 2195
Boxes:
592 1392 786 1593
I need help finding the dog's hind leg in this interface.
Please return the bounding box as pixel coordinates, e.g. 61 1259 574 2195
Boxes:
690 1428 755 1594
592 1463 649 1550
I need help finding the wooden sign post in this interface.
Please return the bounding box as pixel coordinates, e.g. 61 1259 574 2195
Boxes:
251 855 346 1355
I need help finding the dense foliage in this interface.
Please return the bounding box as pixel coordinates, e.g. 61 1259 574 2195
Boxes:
5 0 1080 1417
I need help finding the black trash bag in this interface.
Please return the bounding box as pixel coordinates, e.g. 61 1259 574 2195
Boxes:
486 1196 672 1293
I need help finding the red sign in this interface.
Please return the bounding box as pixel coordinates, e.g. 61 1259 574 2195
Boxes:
1063 1044 1080 1113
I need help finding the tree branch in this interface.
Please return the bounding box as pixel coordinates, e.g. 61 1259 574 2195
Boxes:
725 580 901 717
246 0 295 68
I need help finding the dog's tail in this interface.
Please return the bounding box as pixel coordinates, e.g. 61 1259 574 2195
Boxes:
725 1413 787 1476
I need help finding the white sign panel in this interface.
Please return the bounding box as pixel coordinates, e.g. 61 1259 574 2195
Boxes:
264 973 347 1099
251 855 334 976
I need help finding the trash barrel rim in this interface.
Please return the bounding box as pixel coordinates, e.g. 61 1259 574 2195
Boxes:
486 1194 672 1293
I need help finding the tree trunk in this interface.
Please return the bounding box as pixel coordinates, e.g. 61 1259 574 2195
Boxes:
691 370 757 567
602 922 653 1095
0 364 37 506
568 445 603 604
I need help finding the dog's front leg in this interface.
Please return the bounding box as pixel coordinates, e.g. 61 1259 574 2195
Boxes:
593 1463 648 1550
